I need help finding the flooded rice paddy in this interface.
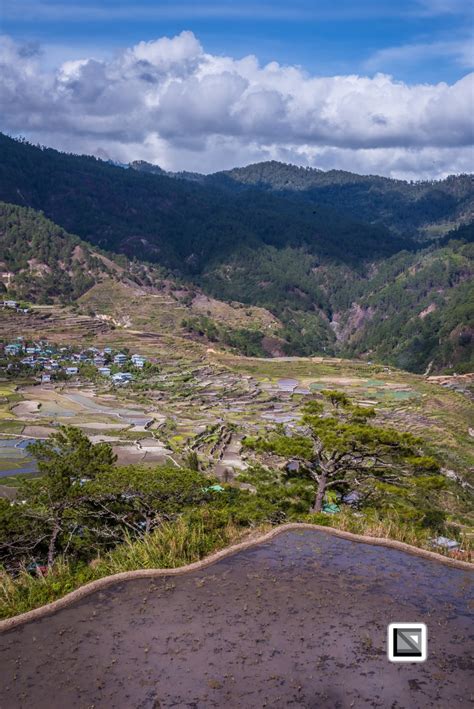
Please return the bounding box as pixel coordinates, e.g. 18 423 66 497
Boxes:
0 438 38 477
1 529 472 708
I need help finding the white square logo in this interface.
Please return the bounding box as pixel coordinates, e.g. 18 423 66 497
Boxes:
388 623 427 662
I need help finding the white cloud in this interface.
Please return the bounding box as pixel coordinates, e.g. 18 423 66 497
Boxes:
415 0 471 16
365 37 474 72
0 31 473 179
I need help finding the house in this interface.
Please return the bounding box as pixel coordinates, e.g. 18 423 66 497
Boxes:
131 354 146 368
3 300 18 309
112 372 132 384
21 357 37 367
5 343 22 356
65 366 79 376
114 353 128 366
41 374 51 384
98 367 111 377
94 356 106 367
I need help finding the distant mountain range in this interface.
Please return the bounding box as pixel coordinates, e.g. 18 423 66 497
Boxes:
131 158 474 240
0 133 472 373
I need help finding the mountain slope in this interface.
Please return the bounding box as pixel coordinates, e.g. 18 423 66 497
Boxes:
208 161 474 239
0 202 126 303
132 159 473 239
333 229 474 372
0 134 407 272
0 201 285 356
0 135 472 372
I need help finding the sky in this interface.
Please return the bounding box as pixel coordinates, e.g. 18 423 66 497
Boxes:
1 0 473 179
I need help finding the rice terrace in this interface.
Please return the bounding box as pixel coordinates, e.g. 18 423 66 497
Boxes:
0 8 474 704
1 528 473 708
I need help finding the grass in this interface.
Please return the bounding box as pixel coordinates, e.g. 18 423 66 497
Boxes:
0 422 25 436
0 511 266 620
2 504 471 621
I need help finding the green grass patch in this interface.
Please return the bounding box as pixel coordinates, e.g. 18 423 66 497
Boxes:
0 510 262 620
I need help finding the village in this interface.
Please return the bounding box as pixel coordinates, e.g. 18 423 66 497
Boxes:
2 336 147 386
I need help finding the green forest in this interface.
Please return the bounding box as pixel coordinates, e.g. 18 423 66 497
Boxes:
0 134 472 373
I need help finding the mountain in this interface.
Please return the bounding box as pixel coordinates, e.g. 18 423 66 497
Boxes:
0 134 402 273
0 202 122 303
131 159 473 239
209 162 474 239
335 227 474 372
0 134 472 372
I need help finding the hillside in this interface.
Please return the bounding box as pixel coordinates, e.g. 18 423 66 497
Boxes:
334 231 474 372
0 202 124 303
131 158 474 239
208 162 474 239
0 134 402 272
0 201 285 356
0 135 472 372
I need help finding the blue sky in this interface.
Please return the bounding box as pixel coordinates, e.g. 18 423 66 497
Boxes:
0 1 473 178
2 0 473 83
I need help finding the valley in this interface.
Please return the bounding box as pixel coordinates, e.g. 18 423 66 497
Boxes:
1 135 473 373
1 301 472 504
0 136 472 627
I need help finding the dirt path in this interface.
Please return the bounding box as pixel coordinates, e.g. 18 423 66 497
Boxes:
1 529 472 708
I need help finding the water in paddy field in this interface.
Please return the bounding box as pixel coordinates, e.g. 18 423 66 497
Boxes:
1 529 472 708
0 438 38 477
277 378 299 391
0 438 37 449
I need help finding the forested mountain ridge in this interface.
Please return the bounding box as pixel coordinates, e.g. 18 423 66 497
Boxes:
132 158 473 239
0 202 174 304
0 134 472 373
0 133 403 272
0 202 118 302
334 230 474 372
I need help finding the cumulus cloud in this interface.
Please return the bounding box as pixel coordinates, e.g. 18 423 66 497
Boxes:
0 31 473 178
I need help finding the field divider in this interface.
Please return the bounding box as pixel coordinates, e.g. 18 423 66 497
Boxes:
1 522 472 632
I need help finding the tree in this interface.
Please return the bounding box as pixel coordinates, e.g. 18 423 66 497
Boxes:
87 465 207 534
185 450 200 472
245 393 440 513
0 429 208 571
22 427 116 567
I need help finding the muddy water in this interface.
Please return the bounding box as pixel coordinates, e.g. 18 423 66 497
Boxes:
1 530 472 708
277 378 299 392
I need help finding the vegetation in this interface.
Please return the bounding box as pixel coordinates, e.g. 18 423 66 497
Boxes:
0 133 407 271
0 410 468 619
209 160 474 238
0 202 107 303
243 392 447 516
0 134 472 371
182 315 267 356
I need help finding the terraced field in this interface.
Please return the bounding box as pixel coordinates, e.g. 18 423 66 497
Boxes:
1 529 472 708
1 307 472 541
